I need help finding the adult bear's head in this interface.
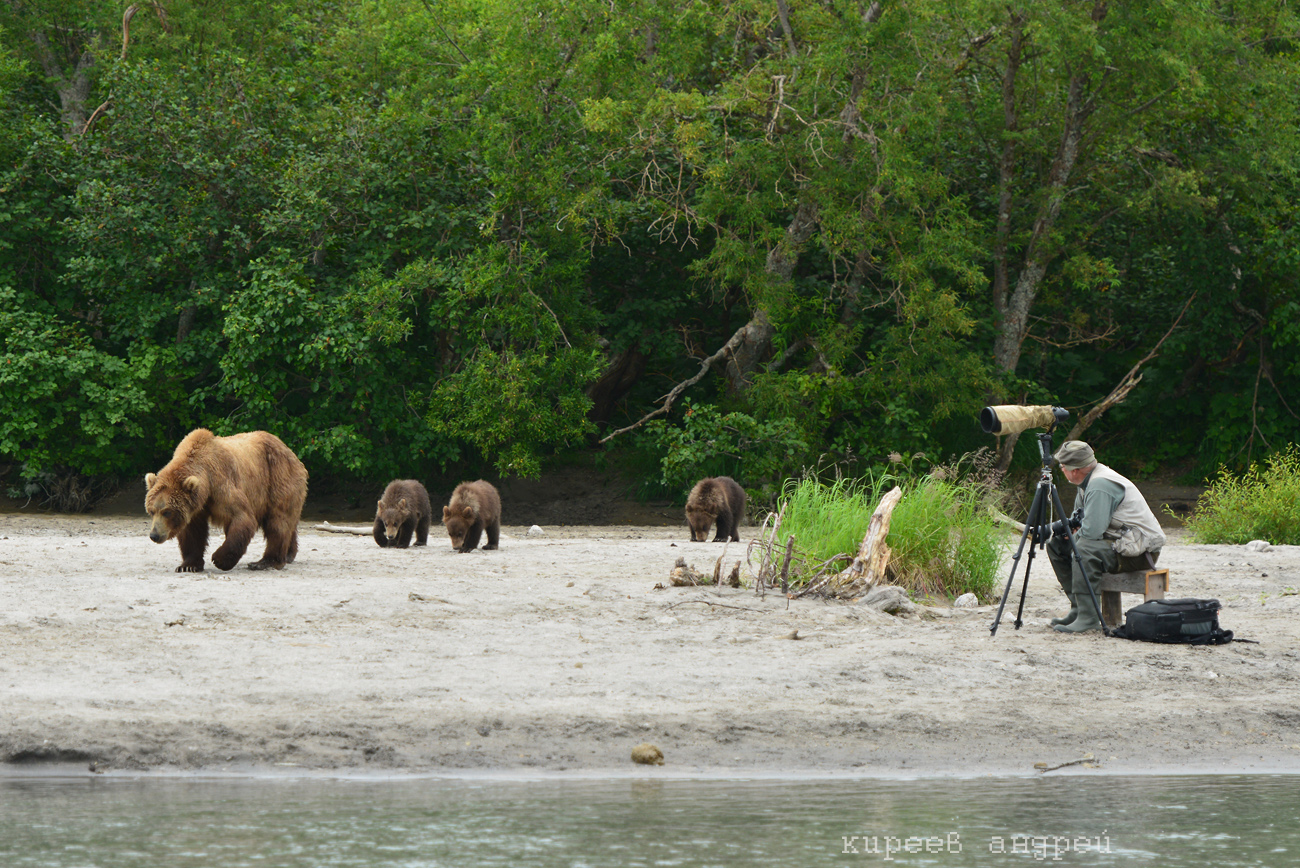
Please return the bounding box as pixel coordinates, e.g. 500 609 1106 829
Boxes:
144 472 208 543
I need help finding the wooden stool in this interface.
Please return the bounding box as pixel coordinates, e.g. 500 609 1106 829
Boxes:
1093 552 1169 628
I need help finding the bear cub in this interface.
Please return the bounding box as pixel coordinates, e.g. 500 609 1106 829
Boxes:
685 476 746 542
442 480 502 553
373 479 432 548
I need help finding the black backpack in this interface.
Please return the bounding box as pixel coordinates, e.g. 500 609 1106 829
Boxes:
1111 598 1234 646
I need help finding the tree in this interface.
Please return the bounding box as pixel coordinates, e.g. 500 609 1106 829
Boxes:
581 0 997 483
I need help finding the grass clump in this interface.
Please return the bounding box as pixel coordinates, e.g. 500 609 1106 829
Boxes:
774 475 891 572
1183 445 1300 544
887 473 1005 601
775 456 1005 601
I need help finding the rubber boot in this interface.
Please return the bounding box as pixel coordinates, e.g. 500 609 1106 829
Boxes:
1053 593 1103 633
1050 594 1078 627
1050 566 1076 627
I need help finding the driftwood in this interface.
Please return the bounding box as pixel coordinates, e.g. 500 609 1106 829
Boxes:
746 503 788 598
313 521 373 536
669 557 709 586
781 485 906 600
670 548 742 588
830 485 903 596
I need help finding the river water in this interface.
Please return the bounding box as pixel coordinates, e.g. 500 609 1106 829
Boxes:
1 772 1295 866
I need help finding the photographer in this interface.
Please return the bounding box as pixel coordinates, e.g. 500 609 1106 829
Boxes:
1046 441 1166 634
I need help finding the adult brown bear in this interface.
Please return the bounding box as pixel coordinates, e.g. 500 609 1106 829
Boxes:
144 429 309 572
685 476 746 542
442 480 501 552
373 479 432 548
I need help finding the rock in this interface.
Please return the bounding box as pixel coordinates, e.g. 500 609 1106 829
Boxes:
1245 539 1273 552
631 743 664 765
861 585 916 615
953 593 979 609
527 525 546 537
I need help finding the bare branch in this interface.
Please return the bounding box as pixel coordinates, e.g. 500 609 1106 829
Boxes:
1064 291 1197 441
122 2 170 60
597 323 750 444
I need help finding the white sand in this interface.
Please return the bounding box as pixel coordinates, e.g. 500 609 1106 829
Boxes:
2 512 1298 776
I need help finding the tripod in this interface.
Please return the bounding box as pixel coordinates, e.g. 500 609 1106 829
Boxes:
989 430 1108 637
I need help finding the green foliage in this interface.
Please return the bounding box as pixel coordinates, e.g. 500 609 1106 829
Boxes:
428 347 601 479
0 287 161 478
641 400 808 500
1183 445 1300 545
776 459 1006 600
1 0 1299 507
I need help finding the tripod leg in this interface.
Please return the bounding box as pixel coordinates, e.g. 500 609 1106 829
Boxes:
1013 540 1040 630
990 481 1048 636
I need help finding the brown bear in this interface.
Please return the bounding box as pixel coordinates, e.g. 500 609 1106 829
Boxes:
144 429 308 572
373 479 432 548
441 480 501 553
685 476 746 542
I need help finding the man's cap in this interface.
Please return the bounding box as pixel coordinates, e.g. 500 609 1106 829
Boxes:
1054 440 1096 470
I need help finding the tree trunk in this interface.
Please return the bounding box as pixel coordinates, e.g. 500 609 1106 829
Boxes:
29 32 98 140
723 198 819 394
990 8 1106 378
586 344 646 428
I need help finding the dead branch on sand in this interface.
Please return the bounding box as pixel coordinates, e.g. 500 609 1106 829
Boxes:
746 503 789 598
312 522 373 535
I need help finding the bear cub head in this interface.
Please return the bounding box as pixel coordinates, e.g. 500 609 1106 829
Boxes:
441 505 475 550
144 472 208 543
376 497 415 541
685 504 715 542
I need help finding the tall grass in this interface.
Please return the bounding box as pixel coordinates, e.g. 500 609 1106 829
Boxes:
776 460 1006 601
775 475 892 573
887 474 1004 600
1183 445 1300 544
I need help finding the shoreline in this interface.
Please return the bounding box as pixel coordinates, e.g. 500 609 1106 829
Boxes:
6 764 1300 782
3 515 1298 778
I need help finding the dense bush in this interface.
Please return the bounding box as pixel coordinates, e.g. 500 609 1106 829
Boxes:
2 2 1299 507
1183 446 1300 545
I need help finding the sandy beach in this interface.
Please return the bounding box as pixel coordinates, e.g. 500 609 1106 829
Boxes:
2 496 1299 778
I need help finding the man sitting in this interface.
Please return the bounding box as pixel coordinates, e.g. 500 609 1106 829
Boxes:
1046 441 1166 634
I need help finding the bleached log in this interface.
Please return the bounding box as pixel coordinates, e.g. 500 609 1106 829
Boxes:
835 485 903 590
312 521 373 536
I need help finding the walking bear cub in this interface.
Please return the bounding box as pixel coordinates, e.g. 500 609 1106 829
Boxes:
685 476 746 542
373 479 432 548
144 428 308 572
442 480 501 552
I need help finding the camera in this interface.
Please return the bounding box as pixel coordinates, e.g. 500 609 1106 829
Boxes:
1031 508 1082 544
980 405 1069 436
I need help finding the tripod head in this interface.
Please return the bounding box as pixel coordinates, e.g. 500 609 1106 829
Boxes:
1037 431 1057 470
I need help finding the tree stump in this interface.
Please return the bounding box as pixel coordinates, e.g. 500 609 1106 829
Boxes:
834 485 903 595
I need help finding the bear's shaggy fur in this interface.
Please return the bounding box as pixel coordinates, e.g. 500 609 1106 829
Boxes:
144 429 308 572
685 476 746 542
442 480 501 553
373 479 432 548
